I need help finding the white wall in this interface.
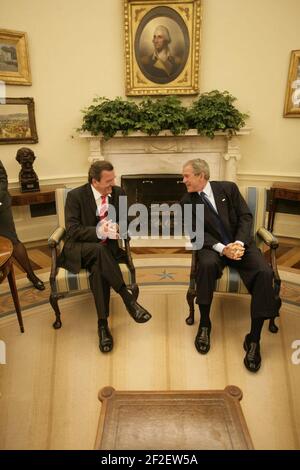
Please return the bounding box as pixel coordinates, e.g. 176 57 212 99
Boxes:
1 0 125 182
200 0 300 178
0 0 299 239
1 0 300 183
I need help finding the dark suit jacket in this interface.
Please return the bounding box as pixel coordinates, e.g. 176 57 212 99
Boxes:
60 183 126 273
0 160 10 211
0 161 19 243
181 181 254 249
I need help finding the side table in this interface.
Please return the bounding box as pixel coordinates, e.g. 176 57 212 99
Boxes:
0 236 24 333
9 184 64 206
268 182 300 232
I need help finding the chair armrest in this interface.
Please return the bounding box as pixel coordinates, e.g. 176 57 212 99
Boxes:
48 226 66 248
257 227 279 249
257 227 281 290
124 239 135 273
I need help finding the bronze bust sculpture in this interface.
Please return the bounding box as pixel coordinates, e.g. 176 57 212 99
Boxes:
16 147 40 192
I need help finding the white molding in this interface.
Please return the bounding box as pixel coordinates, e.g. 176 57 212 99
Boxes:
272 214 300 239
237 172 300 186
79 128 252 139
79 129 252 183
7 169 299 189
8 175 86 189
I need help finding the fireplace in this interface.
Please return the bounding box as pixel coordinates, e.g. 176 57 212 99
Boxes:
81 128 250 184
121 174 186 235
81 129 250 245
121 174 185 206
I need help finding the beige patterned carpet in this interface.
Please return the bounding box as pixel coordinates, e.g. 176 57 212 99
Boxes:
0 248 300 450
0 250 300 319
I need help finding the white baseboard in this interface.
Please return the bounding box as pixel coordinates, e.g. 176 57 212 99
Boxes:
271 213 300 239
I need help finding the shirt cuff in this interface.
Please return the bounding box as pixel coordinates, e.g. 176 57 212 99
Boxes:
213 242 226 255
235 240 244 247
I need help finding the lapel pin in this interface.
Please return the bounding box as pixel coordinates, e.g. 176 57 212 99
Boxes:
222 198 226 201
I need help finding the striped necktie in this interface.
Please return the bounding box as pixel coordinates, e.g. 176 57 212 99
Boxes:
99 195 108 221
99 195 108 244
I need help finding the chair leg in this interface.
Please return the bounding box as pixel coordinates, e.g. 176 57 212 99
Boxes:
269 283 281 333
186 289 196 325
49 293 64 329
7 265 24 333
269 317 279 334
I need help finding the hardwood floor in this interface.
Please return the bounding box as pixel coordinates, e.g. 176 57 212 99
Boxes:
274 237 300 271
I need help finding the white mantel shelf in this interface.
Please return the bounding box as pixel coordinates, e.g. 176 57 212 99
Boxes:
79 128 251 183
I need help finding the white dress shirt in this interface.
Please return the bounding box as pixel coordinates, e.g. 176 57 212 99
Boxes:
91 185 111 239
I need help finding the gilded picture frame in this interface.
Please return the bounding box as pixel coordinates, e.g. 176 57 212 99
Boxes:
124 0 201 95
0 98 38 144
283 50 300 117
0 29 31 85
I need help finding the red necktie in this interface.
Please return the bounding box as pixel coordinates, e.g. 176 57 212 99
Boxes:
99 195 108 220
99 195 108 244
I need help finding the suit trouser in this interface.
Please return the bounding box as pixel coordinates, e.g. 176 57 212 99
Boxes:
196 244 278 319
81 243 125 319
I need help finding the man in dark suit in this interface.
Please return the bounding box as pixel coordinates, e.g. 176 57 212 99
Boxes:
59 160 151 353
181 158 280 372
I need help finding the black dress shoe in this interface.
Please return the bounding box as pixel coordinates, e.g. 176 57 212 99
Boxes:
195 325 211 354
126 300 152 323
27 275 45 291
98 324 113 353
243 334 261 372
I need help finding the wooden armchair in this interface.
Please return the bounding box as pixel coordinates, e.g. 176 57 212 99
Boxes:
186 186 281 333
48 188 138 329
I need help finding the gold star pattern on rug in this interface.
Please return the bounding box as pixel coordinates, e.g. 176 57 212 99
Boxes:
155 269 175 280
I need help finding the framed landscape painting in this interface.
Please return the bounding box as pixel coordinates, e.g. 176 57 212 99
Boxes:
0 97 38 144
124 0 201 95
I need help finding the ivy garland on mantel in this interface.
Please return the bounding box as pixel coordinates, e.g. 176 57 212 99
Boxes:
79 91 249 141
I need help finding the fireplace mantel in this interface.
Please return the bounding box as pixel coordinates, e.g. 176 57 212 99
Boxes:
80 128 251 183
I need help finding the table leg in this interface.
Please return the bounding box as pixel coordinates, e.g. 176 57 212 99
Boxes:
267 188 277 232
7 262 24 333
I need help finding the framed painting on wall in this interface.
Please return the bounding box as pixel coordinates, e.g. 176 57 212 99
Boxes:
283 50 300 117
124 0 201 95
0 98 38 144
0 29 31 85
